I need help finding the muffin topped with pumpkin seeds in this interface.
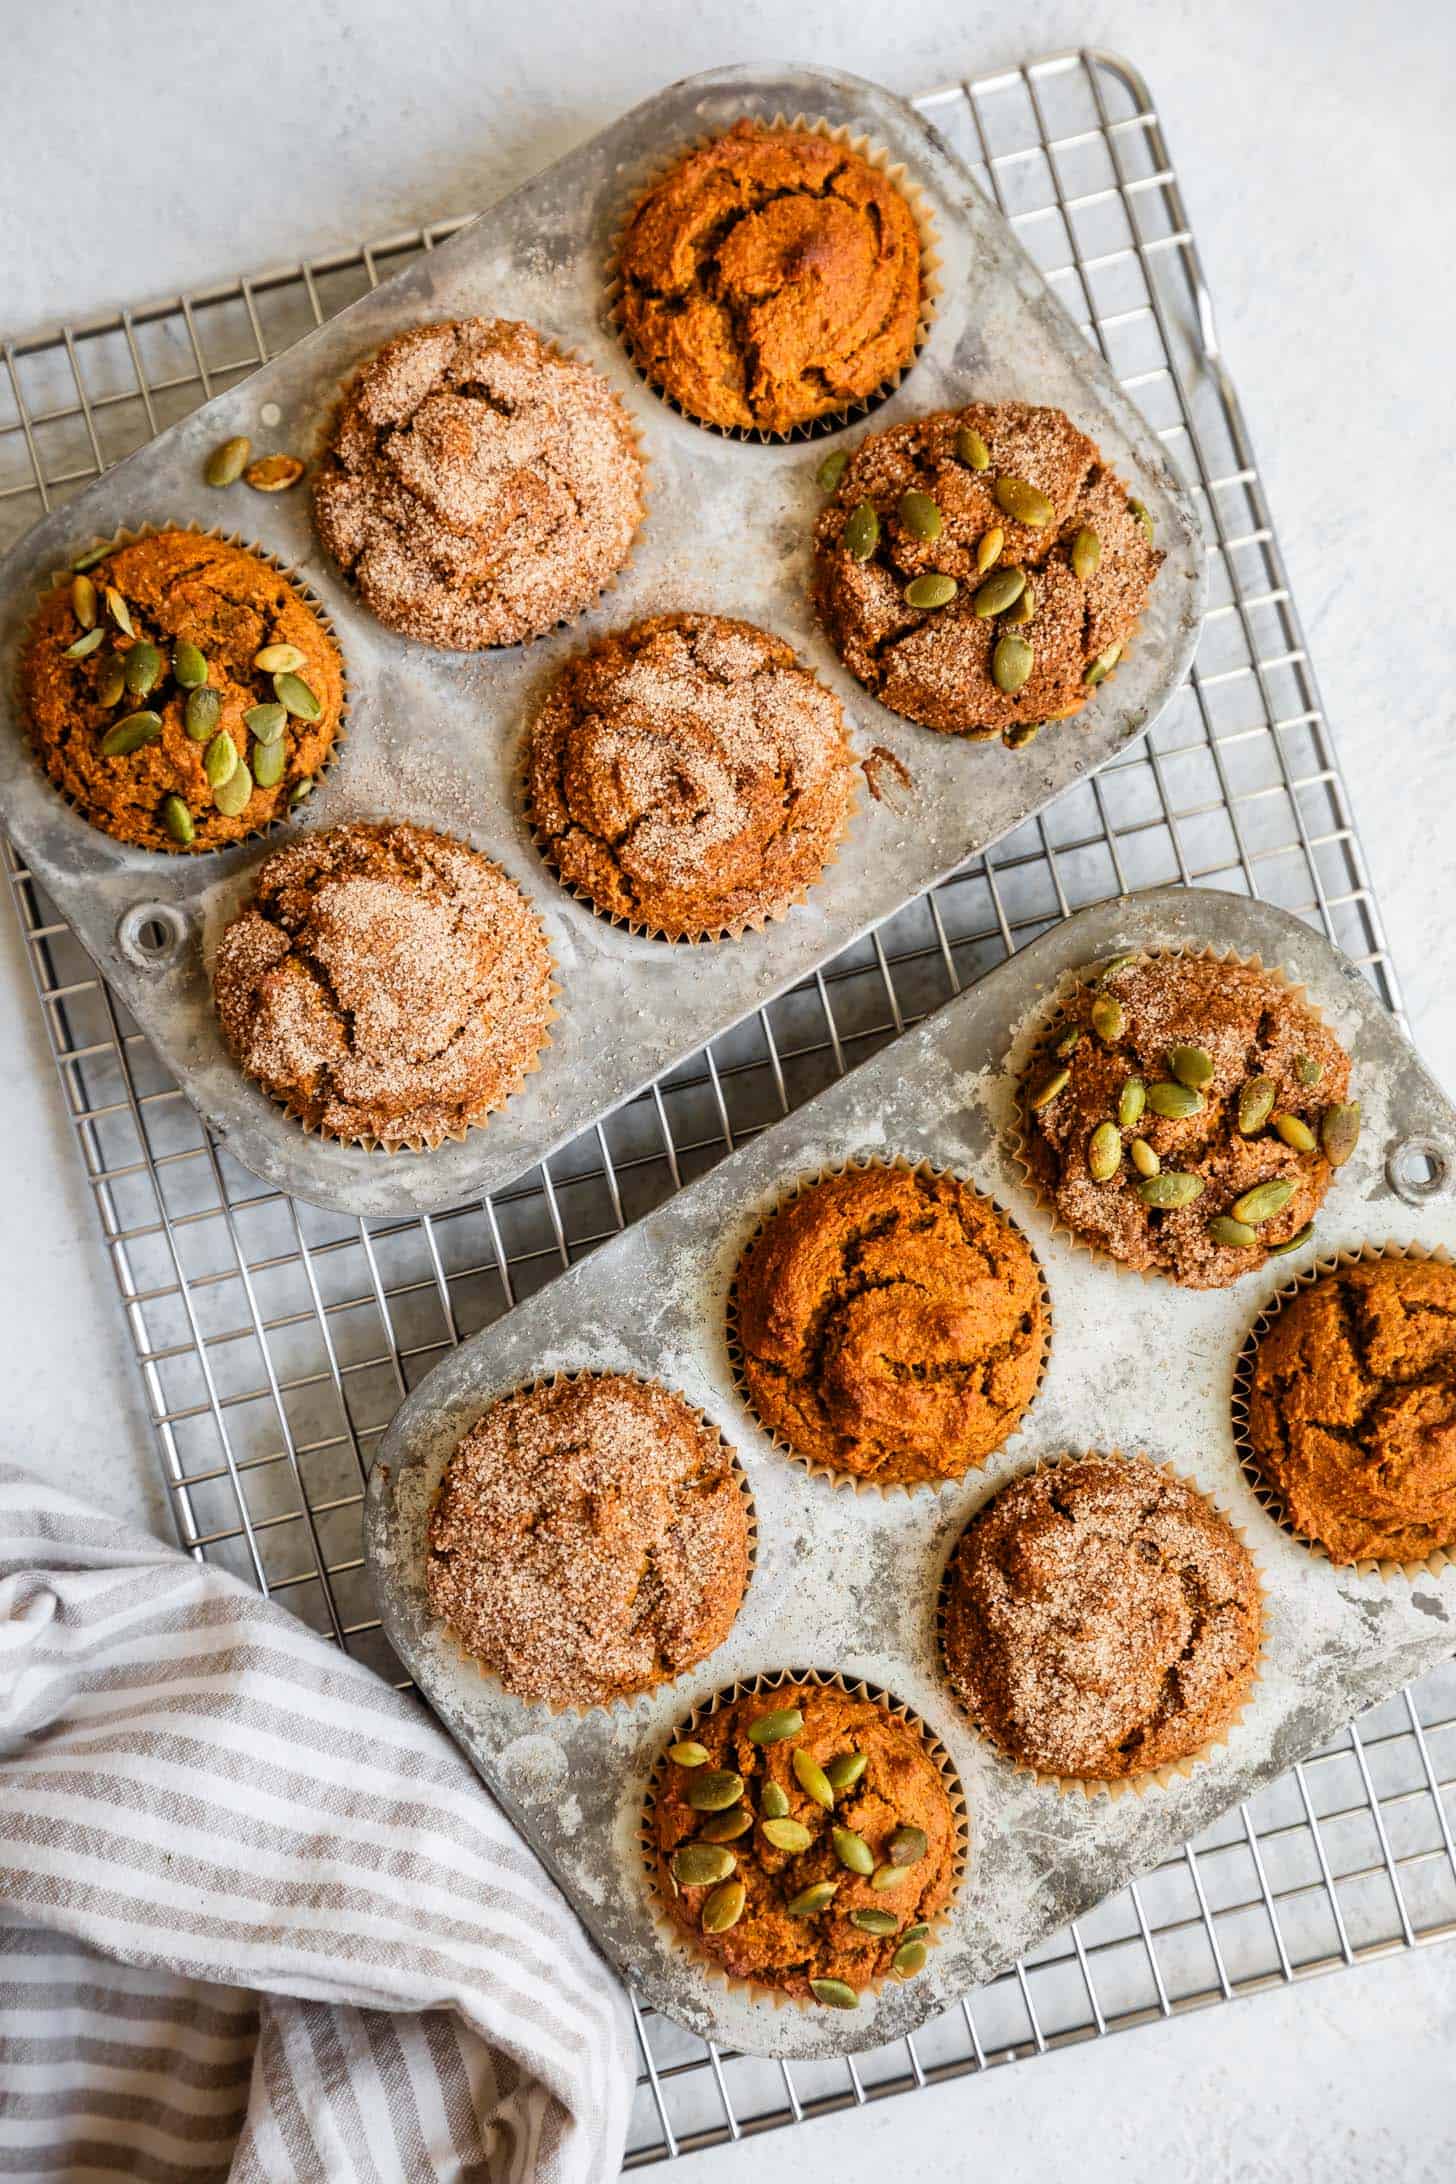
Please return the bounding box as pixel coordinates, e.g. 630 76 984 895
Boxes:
649 1679 959 2008
18 531 342 852
1017 951 1356 1288
812 402 1161 745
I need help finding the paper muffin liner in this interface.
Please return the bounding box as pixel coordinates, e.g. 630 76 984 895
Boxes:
1006 943 1344 1287
605 113 943 446
1231 1241 1456 1582
310 323 651 652
936 1448 1269 1800
518 618 861 945
640 1666 968 2010
211 818 561 1155
725 1153 1053 1496
17 520 351 857
424 1369 758 1716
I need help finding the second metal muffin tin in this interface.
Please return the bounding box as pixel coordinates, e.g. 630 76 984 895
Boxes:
0 63 1204 1217
365 887 1456 2058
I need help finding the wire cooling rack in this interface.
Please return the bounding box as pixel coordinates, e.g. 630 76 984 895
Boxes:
2 46 1452 2169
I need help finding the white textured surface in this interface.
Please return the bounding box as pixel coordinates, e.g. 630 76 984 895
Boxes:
3 0 1454 2174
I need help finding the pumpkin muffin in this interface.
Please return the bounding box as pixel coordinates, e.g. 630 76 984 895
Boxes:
19 530 342 852
212 820 554 1147
943 1457 1263 1781
813 402 1162 742
732 1165 1046 1486
616 119 923 436
1243 1258 1456 1565
650 1680 958 2005
526 612 856 938
426 1374 749 1708
1018 951 1357 1288
312 318 644 649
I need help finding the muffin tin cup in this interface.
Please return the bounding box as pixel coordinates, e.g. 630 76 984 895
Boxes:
639 1667 968 2010
16 520 352 857
605 112 944 446
935 1448 1269 1800
724 1152 1053 1496
1230 1242 1456 1583
424 1368 759 1716
1006 942 1339 1286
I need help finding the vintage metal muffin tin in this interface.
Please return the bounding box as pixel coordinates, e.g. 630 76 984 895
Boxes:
0 63 1204 1218
366 888 1456 2059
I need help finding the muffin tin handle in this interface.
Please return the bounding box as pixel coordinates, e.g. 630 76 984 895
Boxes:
116 900 190 972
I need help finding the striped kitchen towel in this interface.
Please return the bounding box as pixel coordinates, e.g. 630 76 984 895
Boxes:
0 1466 635 2182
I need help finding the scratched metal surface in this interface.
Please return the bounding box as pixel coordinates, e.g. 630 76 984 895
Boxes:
0 62 1204 1220
365 886 1456 2059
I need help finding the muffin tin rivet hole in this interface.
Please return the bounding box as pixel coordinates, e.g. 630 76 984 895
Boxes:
117 900 189 971
1386 1135 1451 1206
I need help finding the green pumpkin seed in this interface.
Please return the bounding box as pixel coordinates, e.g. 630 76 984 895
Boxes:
123 641 163 699
762 1816 815 1854
972 566 1027 618
1321 1102 1361 1169
71 542 114 572
1294 1053 1323 1088
245 703 287 745
205 434 251 488
887 1825 927 1868
1268 1221 1315 1257
95 657 127 708
748 1706 803 1747
64 627 105 659
668 1741 710 1768
1169 1044 1214 1090
870 1863 911 1891
1230 1178 1296 1227
826 1751 867 1793
1274 1111 1318 1153
1003 718 1040 749
1097 954 1133 984
1056 1027 1082 1060
792 1749 835 1810
892 1939 929 1979
671 1844 736 1887
991 631 1033 694
760 1781 791 1820
899 489 943 541
902 1923 930 1943
809 1978 859 2010
905 572 958 610
1002 578 1035 627
1238 1075 1278 1136
1085 641 1123 686
71 573 97 629
844 501 880 561
787 1881 839 1917
204 732 238 789
252 739 286 792
700 1878 746 1933
832 1826 874 1876
104 588 134 637
173 642 208 690
185 687 223 741
1071 526 1101 579
976 525 1004 573
1130 1137 1160 1178
685 1769 744 1813
273 671 321 722
849 1908 900 1937
288 776 315 808
1089 1120 1122 1183
1135 1170 1204 1208
817 448 849 492
698 1805 753 1844
1207 1215 1258 1249
213 761 253 819
956 424 990 471
1129 496 1154 541
995 475 1054 527
1146 1080 1205 1120
100 710 162 756
159 795 194 847
1029 1065 1069 1111
1119 1077 1146 1129
1091 993 1124 1044
254 641 307 674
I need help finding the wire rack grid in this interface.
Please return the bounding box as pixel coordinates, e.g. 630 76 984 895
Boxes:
2 46 1452 2169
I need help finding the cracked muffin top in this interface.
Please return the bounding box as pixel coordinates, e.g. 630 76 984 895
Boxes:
1244 1258 1456 1565
731 1164 1046 1486
812 402 1162 742
426 1373 750 1708
1017 951 1356 1289
19 531 343 853
212 820 554 1147
525 612 856 939
650 1680 958 2006
312 318 644 649
943 1457 1263 1780
616 119 923 435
